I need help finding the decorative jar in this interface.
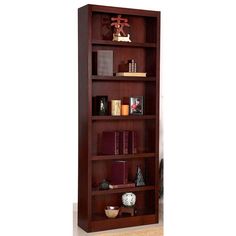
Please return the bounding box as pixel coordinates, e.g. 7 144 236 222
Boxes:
122 192 136 207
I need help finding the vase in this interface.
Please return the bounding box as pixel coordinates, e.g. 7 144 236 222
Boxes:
122 192 136 207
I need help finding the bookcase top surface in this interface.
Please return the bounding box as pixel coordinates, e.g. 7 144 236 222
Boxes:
79 4 160 17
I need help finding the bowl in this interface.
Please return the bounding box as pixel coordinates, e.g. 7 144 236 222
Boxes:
104 206 120 218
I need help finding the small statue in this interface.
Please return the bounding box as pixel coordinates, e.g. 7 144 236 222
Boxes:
135 165 145 186
99 179 110 190
111 15 131 42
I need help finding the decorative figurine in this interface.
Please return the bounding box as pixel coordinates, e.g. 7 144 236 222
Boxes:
111 15 131 42
135 165 145 186
99 179 110 190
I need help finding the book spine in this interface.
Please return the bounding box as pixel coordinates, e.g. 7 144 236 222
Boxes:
115 131 120 155
131 59 134 72
109 183 135 189
128 62 132 72
129 130 137 154
124 131 129 154
119 131 123 155
124 161 128 184
132 131 137 154
119 131 129 155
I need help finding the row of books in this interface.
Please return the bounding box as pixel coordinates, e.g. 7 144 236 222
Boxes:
101 130 137 155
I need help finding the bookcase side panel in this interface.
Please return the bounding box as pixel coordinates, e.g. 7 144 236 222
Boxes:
78 5 90 231
155 12 161 220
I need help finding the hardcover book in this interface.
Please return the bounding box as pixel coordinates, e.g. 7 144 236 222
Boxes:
101 131 120 155
119 130 129 155
97 50 113 76
116 72 146 77
111 160 128 184
109 182 135 189
128 130 137 154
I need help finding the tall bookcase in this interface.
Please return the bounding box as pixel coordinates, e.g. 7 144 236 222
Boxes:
78 4 160 232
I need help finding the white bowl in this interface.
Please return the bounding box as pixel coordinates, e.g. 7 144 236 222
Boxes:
104 206 120 218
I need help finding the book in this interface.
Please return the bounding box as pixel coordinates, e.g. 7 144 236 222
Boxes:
116 72 146 77
109 183 135 189
128 59 136 72
119 130 129 154
96 50 113 76
128 130 137 154
111 160 128 184
101 131 120 155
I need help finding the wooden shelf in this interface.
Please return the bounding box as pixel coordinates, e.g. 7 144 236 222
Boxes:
92 152 156 161
92 115 156 121
92 185 155 196
92 76 156 82
91 213 157 231
92 209 155 221
92 39 156 48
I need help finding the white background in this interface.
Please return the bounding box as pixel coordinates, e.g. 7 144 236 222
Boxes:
0 0 236 235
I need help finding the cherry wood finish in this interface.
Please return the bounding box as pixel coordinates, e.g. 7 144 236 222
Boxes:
78 4 160 232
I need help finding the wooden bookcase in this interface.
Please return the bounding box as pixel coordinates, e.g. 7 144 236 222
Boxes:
78 4 160 232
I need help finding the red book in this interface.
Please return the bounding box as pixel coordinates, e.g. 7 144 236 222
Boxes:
109 183 135 189
128 130 137 154
111 160 128 184
119 130 129 155
101 131 120 155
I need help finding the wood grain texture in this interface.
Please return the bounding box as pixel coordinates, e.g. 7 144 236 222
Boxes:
78 4 160 232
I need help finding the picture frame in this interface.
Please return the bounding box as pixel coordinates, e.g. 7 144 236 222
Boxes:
95 96 108 115
129 96 143 115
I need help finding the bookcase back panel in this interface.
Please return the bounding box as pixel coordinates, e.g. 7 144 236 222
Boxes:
92 161 112 187
93 81 144 100
134 191 156 214
145 49 157 77
145 158 156 185
92 120 156 155
92 194 122 217
92 13 157 43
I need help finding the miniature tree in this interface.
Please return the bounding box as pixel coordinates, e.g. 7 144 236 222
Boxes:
135 165 145 186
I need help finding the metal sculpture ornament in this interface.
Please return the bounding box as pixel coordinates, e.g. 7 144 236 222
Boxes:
111 15 131 42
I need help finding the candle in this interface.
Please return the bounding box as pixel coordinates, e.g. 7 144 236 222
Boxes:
121 105 129 116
